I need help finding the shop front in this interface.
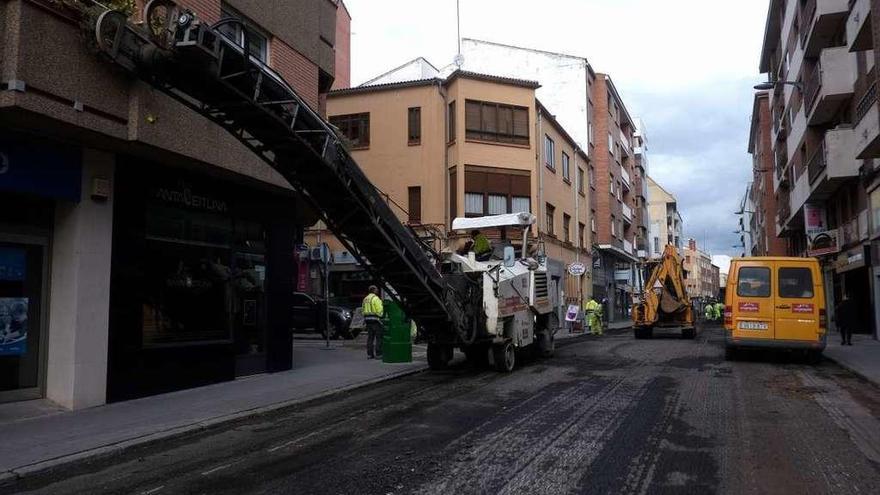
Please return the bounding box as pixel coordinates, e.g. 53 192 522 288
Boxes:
833 244 875 335
108 161 298 401
0 136 81 403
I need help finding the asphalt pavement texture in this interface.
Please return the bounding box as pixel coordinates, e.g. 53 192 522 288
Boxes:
4 324 880 495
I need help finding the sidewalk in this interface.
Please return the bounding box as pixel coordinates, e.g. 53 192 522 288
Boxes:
0 338 427 481
824 334 880 387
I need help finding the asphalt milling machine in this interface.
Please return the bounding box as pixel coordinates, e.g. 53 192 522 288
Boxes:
631 245 696 339
72 0 561 371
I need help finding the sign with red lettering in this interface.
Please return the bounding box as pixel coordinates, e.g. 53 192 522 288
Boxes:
792 303 814 314
738 302 760 313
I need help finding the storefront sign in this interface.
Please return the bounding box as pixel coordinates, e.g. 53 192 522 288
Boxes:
154 180 229 213
567 262 586 277
835 247 867 273
0 138 81 201
807 229 840 257
804 204 827 237
0 297 28 356
565 304 580 322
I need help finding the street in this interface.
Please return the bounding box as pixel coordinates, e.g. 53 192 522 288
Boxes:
3 325 879 495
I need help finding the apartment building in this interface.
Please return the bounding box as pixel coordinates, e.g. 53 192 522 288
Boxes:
738 183 758 256
647 176 684 257
0 0 347 407
310 68 593 315
746 91 788 256
633 119 652 257
682 239 720 301
759 0 877 338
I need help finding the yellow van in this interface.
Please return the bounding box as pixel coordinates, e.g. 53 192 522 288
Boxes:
724 257 826 360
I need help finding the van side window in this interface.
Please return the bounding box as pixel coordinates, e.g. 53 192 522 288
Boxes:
778 267 813 298
737 267 771 297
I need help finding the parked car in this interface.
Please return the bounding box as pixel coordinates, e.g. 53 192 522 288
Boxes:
292 292 357 339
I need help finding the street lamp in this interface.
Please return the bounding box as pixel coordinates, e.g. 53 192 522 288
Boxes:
754 80 803 91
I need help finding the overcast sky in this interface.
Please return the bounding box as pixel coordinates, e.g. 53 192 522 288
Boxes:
343 0 769 271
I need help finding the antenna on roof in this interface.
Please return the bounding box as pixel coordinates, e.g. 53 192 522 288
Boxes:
454 0 463 67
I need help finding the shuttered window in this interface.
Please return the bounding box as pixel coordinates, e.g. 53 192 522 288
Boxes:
465 99 529 145
408 186 421 224
546 204 555 236
464 166 531 218
511 196 530 213
448 101 456 142
563 214 571 243
329 113 370 149
408 107 421 145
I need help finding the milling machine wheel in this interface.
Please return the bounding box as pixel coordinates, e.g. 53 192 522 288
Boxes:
427 343 452 370
492 342 516 372
536 330 555 358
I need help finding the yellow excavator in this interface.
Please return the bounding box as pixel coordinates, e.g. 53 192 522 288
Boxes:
631 245 696 339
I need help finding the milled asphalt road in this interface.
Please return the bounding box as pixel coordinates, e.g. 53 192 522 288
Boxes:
4 324 880 495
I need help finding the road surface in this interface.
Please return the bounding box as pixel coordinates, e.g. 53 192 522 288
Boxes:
5 325 880 494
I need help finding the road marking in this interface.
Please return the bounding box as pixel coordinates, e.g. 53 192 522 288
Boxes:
266 430 324 453
139 486 164 495
200 460 243 476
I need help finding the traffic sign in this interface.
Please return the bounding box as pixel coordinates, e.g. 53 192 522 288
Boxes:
568 262 586 276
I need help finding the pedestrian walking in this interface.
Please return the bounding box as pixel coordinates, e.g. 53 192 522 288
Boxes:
363 285 385 358
834 293 857 346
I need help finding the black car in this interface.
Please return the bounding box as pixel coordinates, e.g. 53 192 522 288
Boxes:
292 292 357 339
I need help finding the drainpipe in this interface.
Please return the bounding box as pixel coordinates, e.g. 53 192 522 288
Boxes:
437 79 449 231
537 107 544 235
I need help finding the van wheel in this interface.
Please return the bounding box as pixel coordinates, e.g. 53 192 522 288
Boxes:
682 327 695 340
806 350 822 364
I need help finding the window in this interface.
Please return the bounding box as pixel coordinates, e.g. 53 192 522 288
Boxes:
329 113 370 149
653 236 660 253
579 222 586 248
465 193 484 215
448 101 456 142
610 175 615 196
219 8 269 63
408 186 421 224
608 133 614 155
546 203 555 235
611 215 617 237
588 121 594 145
617 182 622 201
562 152 570 182
563 214 571 243
577 167 585 193
870 187 880 232
408 107 421 145
778 267 814 298
545 135 556 170
736 267 771 298
465 100 529 145
589 167 596 188
512 196 531 213
488 194 507 215
591 210 596 233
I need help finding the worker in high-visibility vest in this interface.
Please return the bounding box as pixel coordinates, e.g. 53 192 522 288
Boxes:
704 303 715 321
714 302 724 322
584 298 603 335
363 285 384 359
471 229 492 261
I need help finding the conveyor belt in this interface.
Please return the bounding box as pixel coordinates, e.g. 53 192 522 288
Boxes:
85 1 464 339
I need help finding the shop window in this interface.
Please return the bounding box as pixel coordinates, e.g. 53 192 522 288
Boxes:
329 113 370 149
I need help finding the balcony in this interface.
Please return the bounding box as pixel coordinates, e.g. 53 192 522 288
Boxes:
800 0 850 58
620 167 631 190
804 47 856 125
847 0 872 52
622 203 633 224
854 78 880 159
807 127 860 196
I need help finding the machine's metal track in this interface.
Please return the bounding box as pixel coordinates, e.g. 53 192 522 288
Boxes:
85 1 464 340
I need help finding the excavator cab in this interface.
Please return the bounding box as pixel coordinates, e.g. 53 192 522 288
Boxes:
632 245 696 339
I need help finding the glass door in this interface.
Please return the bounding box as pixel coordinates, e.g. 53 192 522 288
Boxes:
0 239 47 402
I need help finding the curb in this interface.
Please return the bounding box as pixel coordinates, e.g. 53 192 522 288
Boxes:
0 365 428 484
822 352 880 388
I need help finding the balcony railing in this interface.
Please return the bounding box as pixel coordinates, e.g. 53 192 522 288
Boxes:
804 62 821 112
620 167 631 188
622 203 633 222
855 81 878 125
800 0 817 47
807 140 827 184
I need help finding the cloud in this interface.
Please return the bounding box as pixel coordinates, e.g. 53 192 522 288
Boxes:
343 0 768 258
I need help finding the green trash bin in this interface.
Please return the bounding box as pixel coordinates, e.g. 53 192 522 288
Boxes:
382 300 412 363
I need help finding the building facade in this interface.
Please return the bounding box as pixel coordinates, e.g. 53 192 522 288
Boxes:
0 0 348 407
746 91 788 256
682 239 720 301
647 176 684 257
758 0 877 338
309 69 593 319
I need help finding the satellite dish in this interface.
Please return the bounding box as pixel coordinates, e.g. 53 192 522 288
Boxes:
453 53 464 67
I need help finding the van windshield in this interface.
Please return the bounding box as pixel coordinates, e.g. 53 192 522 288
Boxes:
778 267 813 298
737 267 770 297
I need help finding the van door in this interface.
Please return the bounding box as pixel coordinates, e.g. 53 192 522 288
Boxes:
774 262 820 342
732 262 775 340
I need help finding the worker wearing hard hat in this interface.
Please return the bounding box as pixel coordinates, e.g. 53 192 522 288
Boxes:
471 229 492 261
363 285 385 359
584 298 603 335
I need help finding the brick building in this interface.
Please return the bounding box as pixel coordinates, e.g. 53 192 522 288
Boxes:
746 91 788 256
0 0 349 407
